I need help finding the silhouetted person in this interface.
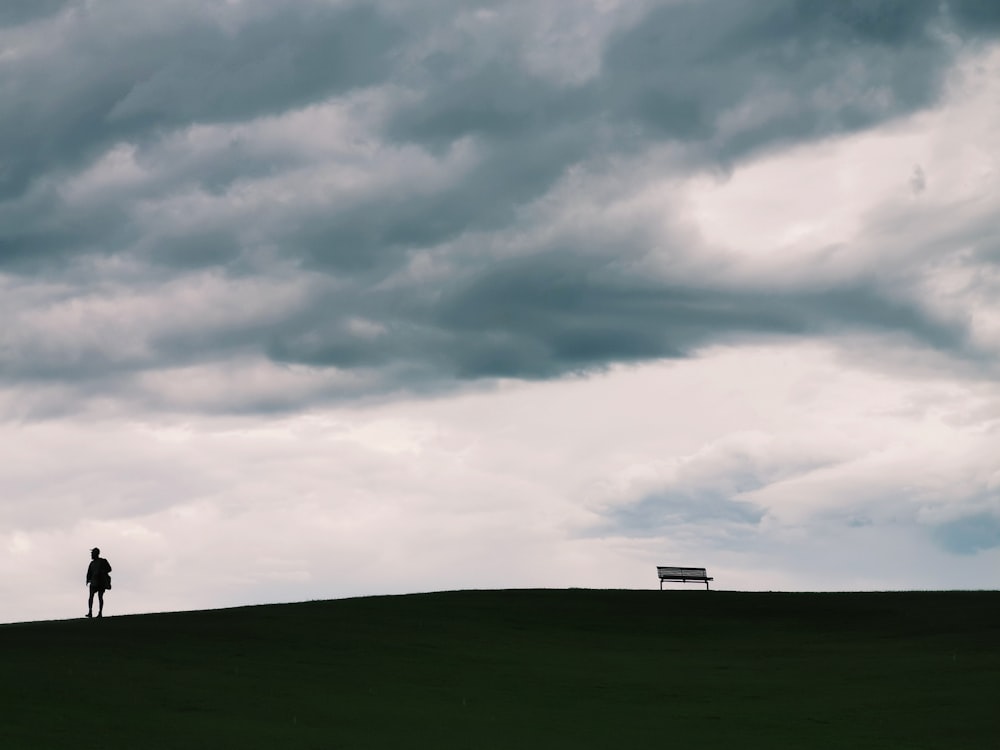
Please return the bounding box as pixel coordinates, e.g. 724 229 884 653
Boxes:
86 547 112 618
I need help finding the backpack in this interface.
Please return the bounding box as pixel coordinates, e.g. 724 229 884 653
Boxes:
93 559 111 590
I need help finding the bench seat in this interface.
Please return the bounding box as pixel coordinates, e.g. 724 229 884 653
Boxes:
657 566 713 590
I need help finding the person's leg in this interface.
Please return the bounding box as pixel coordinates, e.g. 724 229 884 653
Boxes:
97 590 104 617
87 588 95 617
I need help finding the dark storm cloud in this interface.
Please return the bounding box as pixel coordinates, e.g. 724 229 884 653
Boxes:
288 133 592 275
253 232 970 384
0 1 400 202
366 0 962 261
0 183 135 270
1 0 997 414
598 0 950 161
0 0 71 27
386 0 952 167
950 0 1000 33
423 253 965 379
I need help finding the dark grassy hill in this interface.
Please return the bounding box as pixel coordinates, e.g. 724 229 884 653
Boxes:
1 589 997 749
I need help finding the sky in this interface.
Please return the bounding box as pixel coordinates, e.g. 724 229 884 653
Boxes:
2 0 999 624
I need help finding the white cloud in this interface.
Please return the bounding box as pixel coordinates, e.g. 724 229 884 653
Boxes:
3 340 997 623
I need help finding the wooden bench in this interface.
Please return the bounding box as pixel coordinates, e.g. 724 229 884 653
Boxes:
657 566 714 590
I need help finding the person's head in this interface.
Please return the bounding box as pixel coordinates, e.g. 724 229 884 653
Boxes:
91 547 100 560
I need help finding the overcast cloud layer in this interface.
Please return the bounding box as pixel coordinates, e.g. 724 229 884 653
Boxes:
2 1 999 622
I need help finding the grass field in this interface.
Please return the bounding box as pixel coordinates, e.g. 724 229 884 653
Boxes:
1 589 997 749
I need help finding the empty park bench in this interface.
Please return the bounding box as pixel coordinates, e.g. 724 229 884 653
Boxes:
657 566 714 590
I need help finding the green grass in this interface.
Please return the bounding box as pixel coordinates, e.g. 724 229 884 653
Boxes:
1 589 997 749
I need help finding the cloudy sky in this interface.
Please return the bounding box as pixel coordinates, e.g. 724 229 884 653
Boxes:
2 0 999 623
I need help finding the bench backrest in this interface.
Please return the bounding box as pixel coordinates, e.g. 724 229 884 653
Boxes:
657 566 709 579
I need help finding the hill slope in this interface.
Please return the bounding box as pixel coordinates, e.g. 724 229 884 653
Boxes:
1 589 997 749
